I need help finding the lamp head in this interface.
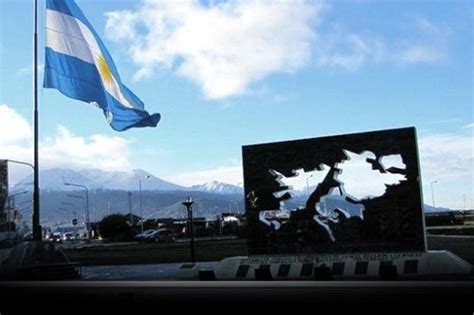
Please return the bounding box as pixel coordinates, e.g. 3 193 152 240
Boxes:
140 175 151 182
182 196 194 207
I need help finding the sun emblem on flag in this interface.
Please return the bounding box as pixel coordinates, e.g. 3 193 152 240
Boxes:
97 54 114 84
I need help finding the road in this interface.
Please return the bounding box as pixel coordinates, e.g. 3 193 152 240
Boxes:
61 237 247 266
0 248 12 264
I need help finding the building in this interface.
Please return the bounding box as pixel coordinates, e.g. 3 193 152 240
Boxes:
0 160 8 225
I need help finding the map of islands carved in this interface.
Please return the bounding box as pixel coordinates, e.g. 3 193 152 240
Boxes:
242 127 426 255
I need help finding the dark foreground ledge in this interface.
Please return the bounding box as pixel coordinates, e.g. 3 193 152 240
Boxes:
1 281 473 309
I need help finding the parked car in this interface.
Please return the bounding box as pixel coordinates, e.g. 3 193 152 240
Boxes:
49 232 62 243
62 232 76 242
144 228 176 243
22 232 34 241
135 229 156 241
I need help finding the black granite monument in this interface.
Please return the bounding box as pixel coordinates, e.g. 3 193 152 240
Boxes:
242 127 426 255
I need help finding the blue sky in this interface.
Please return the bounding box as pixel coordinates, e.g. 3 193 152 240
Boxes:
0 0 472 209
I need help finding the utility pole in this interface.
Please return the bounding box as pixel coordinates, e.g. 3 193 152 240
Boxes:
430 180 438 208
128 191 133 225
32 0 41 241
139 175 150 234
64 182 90 239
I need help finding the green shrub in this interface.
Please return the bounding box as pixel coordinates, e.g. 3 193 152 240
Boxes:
99 214 134 242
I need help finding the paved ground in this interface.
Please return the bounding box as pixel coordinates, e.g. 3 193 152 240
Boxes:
1 234 472 281
427 234 474 264
0 248 12 264
58 235 238 250
76 235 474 280
62 237 247 266
79 261 218 280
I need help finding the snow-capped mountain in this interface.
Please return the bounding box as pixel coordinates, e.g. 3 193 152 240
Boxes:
423 204 453 213
10 168 453 215
9 168 454 225
13 168 185 192
191 181 243 195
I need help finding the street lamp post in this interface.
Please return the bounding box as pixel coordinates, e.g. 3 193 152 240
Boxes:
59 203 75 219
182 196 195 263
139 175 150 235
67 194 86 222
64 181 90 239
61 201 76 222
430 180 438 208
61 201 74 210
128 191 133 225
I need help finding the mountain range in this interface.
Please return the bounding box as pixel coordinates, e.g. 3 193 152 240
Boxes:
191 181 243 194
14 168 185 192
11 168 244 225
10 168 453 225
13 168 242 194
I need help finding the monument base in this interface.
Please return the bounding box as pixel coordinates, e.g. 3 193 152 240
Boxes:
175 263 202 280
194 251 473 280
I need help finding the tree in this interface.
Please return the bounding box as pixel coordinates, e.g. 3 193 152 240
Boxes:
98 214 134 242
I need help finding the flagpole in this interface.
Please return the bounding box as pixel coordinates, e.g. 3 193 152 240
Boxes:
32 0 41 241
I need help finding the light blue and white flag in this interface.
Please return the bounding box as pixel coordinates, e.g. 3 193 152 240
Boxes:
44 0 160 131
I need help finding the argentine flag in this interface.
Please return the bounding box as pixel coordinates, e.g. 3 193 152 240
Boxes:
44 0 160 131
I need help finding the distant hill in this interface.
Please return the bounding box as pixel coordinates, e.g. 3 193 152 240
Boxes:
191 181 243 194
13 168 185 192
423 204 453 213
11 188 451 227
10 167 453 226
28 189 244 225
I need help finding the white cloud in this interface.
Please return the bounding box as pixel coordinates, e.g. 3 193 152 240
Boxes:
164 129 473 204
392 45 444 65
413 16 451 41
3 104 471 207
41 126 132 172
105 2 450 96
392 16 449 66
0 104 31 144
313 30 385 71
0 105 33 184
314 15 448 70
17 63 44 76
105 0 324 99
418 132 473 182
0 104 132 184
